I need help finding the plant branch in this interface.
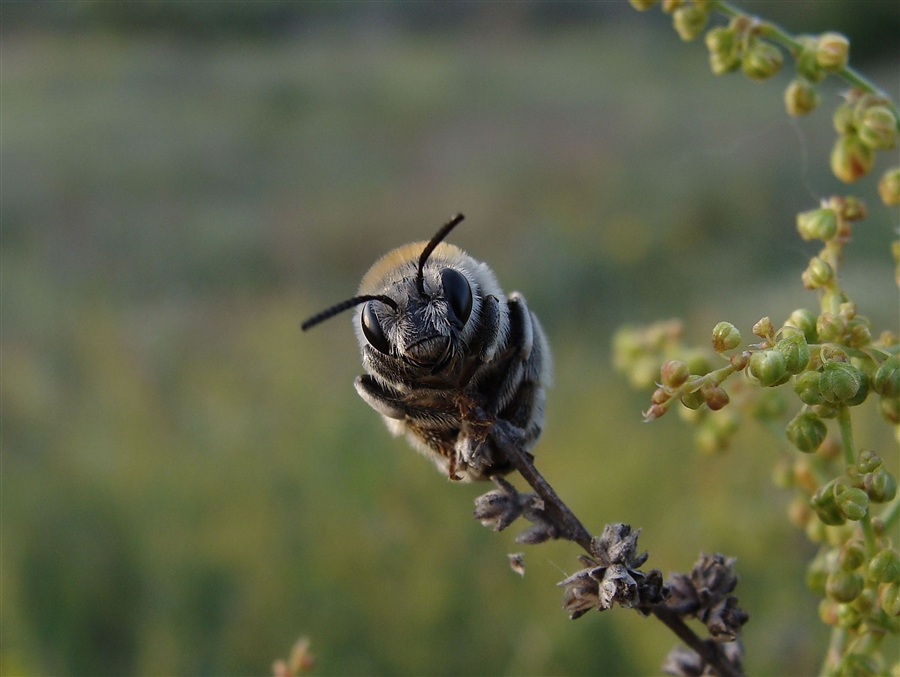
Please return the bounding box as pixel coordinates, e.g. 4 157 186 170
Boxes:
489 419 746 677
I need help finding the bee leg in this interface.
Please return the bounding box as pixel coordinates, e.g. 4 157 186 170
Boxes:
475 294 504 364
354 375 407 420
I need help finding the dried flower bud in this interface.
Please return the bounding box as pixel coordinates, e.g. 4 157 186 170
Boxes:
508 553 526 577
831 133 875 183
473 477 525 531
742 40 783 81
878 167 900 206
703 385 730 411
711 321 742 353
729 351 749 371
516 520 558 545
748 349 788 387
873 356 900 398
661 359 691 388
865 468 898 503
752 316 774 338
785 77 820 117
868 549 900 584
857 104 898 150
816 32 850 72
802 256 834 289
672 5 708 41
796 207 838 241
786 411 827 453
820 361 863 403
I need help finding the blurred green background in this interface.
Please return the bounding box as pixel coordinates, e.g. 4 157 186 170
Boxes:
3 2 899 675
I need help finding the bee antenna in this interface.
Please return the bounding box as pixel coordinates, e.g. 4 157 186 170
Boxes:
301 295 398 331
416 213 465 297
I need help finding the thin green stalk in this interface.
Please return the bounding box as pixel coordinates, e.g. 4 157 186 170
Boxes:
836 405 856 467
880 496 900 533
710 0 900 125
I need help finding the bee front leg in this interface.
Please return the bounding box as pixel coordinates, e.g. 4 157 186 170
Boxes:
354 375 407 420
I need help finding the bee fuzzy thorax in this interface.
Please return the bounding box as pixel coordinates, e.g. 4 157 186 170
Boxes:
302 214 551 482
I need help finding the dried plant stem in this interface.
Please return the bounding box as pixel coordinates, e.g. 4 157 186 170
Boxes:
490 420 746 677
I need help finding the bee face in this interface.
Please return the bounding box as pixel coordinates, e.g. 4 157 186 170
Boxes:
302 214 550 481
354 242 501 376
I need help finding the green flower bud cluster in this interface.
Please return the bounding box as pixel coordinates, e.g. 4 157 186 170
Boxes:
831 91 898 184
701 15 783 80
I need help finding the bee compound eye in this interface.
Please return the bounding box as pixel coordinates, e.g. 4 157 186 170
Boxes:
360 301 392 354
440 268 473 328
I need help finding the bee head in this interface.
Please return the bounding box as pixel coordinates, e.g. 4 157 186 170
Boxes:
301 214 474 373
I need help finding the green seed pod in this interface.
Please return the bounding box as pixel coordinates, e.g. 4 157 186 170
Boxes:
710 50 741 75
775 333 810 374
660 359 691 388
878 166 900 206
880 395 900 424
794 370 825 405
820 361 863 403
831 133 875 184
845 319 872 349
868 549 900 584
749 349 788 387
856 448 882 474
833 101 855 135
628 0 659 9
742 40 783 81
812 481 847 526
851 587 877 615
873 356 900 398
865 468 898 503
711 321 742 353
838 541 867 572
680 388 706 411
881 581 900 617
705 26 735 54
834 603 862 629
672 5 708 41
796 207 838 241
816 32 850 72
802 256 834 289
816 313 845 342
835 485 869 521
857 104 898 150
784 77 820 117
786 308 818 344
844 371 869 407
794 35 826 83
826 569 864 603
786 411 827 453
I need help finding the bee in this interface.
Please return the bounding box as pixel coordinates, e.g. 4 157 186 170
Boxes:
301 214 551 482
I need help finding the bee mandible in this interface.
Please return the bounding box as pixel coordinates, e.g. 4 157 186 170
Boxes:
301 214 551 481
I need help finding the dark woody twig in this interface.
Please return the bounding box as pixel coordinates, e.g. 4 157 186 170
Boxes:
488 419 747 677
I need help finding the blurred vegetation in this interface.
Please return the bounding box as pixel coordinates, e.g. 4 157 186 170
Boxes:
2 2 898 676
